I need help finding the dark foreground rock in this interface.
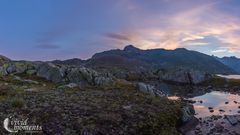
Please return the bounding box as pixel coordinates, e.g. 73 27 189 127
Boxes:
179 117 199 134
225 115 239 126
186 115 240 135
179 105 199 134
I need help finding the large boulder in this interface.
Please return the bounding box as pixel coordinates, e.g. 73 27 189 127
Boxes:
0 66 8 76
0 61 35 75
181 105 195 123
78 67 98 84
94 76 115 87
36 63 64 83
66 68 87 84
0 55 10 66
0 59 9 75
158 68 212 84
67 67 115 87
137 82 163 96
179 105 199 134
14 61 34 74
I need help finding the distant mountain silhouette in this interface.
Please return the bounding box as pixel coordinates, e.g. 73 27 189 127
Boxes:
51 58 83 66
85 45 235 74
49 45 236 74
216 56 240 74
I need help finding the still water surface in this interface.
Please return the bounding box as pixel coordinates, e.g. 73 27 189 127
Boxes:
217 74 240 79
190 91 240 118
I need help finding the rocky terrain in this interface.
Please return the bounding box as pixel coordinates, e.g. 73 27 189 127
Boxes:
1 45 240 135
0 69 183 134
186 115 240 135
0 55 188 134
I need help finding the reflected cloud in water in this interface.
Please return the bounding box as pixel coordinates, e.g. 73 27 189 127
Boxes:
190 91 240 118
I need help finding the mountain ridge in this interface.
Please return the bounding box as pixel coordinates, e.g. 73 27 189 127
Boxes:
1 45 238 75
85 45 236 74
216 56 240 74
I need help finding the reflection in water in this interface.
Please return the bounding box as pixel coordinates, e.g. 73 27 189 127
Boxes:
167 96 180 100
190 91 240 118
217 74 240 79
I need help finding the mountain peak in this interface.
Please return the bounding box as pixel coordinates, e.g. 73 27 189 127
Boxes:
174 48 187 51
123 45 141 52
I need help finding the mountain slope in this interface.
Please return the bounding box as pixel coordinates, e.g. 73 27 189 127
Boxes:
86 46 151 73
216 56 240 74
51 58 83 66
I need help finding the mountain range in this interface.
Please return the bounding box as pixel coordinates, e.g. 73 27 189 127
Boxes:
52 45 239 75
216 56 240 74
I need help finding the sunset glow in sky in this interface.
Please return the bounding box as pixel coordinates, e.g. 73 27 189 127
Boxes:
0 0 240 60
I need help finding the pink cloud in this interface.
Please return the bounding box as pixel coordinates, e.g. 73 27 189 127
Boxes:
104 0 240 54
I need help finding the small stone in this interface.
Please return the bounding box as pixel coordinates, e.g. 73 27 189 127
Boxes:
225 102 229 104
24 88 38 92
208 107 213 110
123 105 132 110
225 115 238 126
65 83 78 88
219 109 225 113
188 100 196 104
26 69 36 75
13 76 21 80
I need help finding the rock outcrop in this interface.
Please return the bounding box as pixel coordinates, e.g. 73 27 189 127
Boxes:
181 105 196 123
0 55 10 66
0 61 115 87
137 82 163 96
157 68 212 84
36 62 64 83
179 104 199 134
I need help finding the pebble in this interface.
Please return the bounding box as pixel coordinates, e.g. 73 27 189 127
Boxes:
219 109 225 113
208 107 213 110
123 105 132 110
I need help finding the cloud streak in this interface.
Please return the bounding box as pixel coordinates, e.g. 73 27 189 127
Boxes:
105 33 130 41
35 44 60 49
104 0 240 55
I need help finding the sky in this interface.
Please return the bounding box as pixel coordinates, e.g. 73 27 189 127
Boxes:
0 0 240 60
